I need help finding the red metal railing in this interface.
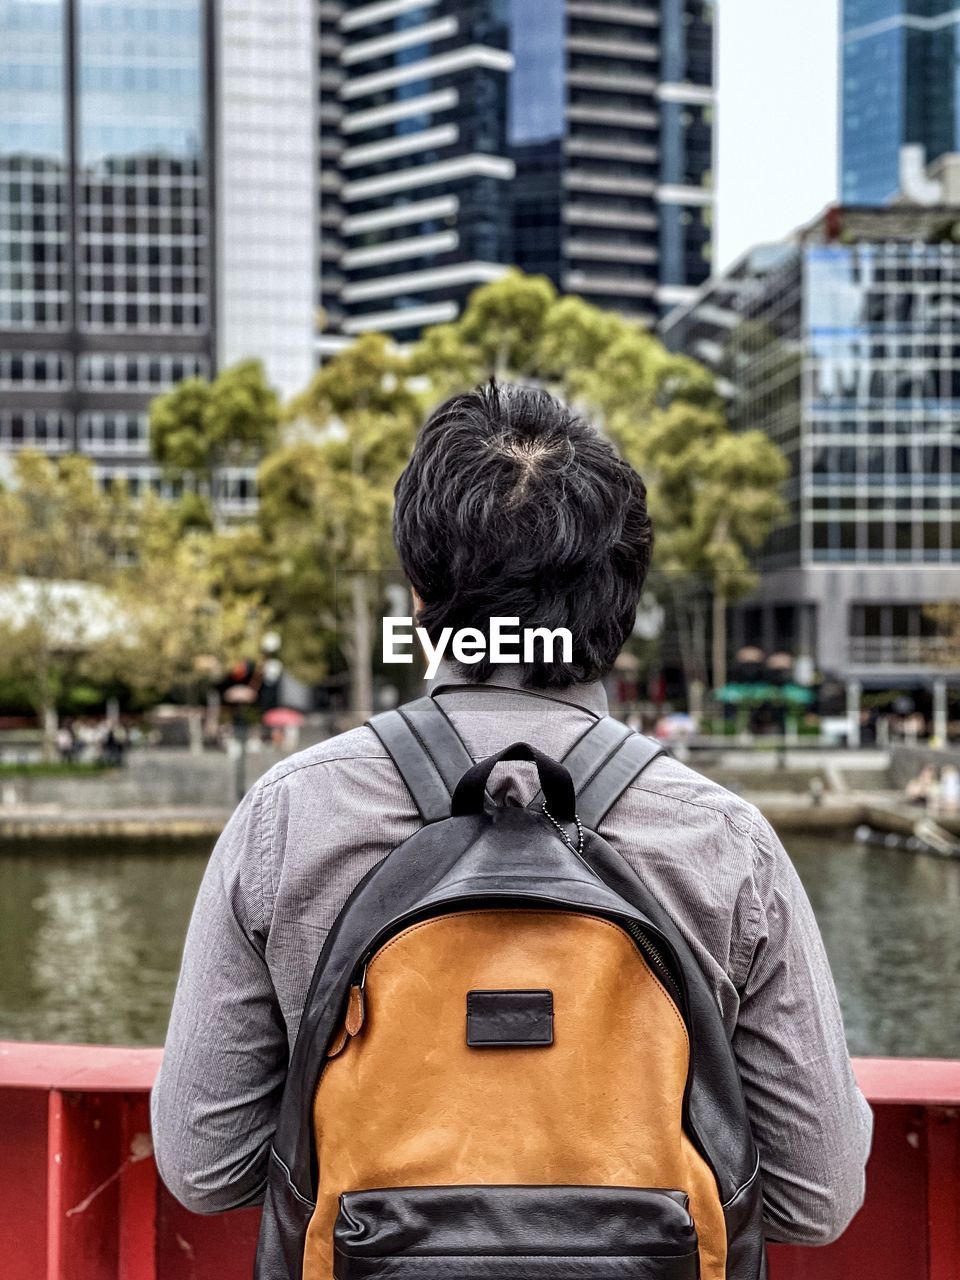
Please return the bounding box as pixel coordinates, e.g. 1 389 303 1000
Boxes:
1 1042 958 1279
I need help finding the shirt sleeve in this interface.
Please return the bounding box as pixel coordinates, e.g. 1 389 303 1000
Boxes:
150 777 287 1213
733 815 874 1245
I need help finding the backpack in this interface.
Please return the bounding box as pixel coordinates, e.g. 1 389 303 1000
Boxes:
256 696 765 1280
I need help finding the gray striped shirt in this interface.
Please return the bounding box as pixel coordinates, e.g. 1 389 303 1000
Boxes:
151 668 872 1244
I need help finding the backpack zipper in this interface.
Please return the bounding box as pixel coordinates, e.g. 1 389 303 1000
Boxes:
623 920 683 1009
340 902 685 1043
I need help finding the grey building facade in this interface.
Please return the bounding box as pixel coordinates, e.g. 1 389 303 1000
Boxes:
318 0 345 340
661 204 960 731
318 0 716 349
842 0 960 204
0 0 316 500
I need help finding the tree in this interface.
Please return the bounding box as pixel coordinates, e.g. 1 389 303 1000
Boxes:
0 452 129 753
412 270 711 422
410 271 559 389
451 270 557 378
271 334 421 721
923 604 960 671
0 453 273 739
149 358 280 525
607 401 723 697
537 295 626 399
609 401 786 696
407 320 486 400
103 496 268 706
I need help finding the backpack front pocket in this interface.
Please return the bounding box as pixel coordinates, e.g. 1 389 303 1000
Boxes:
333 1184 699 1278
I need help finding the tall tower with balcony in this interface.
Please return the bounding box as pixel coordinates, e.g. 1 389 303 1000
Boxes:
321 0 717 344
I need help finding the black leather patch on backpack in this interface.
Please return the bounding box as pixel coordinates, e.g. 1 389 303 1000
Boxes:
466 989 554 1047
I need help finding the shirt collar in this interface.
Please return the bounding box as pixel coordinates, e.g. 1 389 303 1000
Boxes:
426 659 609 719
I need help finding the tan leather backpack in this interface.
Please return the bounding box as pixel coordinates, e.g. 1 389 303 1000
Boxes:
256 697 765 1279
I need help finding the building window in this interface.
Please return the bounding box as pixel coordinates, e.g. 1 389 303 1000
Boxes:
78 412 150 455
78 352 207 390
0 410 72 451
0 351 72 388
848 601 950 665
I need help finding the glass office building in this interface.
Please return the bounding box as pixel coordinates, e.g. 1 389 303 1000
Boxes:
0 0 68 335
0 0 212 485
0 0 72 452
661 205 960 702
0 0 315 494
842 0 960 204
216 0 316 401
322 0 716 345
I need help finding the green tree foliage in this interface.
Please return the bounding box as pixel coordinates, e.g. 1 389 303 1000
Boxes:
261 334 421 721
0 275 788 730
537 295 625 397
410 272 558 391
450 270 557 378
0 453 268 736
149 358 279 523
104 496 268 706
622 407 787 692
0 453 130 751
923 603 960 671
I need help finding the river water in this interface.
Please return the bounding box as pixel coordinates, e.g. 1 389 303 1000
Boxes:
0 835 959 1057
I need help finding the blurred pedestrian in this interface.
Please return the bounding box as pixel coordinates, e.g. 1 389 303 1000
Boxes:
55 722 76 764
102 723 128 768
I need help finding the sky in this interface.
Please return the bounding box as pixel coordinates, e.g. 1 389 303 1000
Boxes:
715 0 840 271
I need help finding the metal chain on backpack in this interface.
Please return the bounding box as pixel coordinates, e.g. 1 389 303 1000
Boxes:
540 802 585 856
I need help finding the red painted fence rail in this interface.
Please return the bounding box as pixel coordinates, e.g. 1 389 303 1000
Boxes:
1 1042 958 1279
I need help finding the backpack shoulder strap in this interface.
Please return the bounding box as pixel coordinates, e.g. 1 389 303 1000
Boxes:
526 715 665 830
367 696 474 824
525 714 630 810
575 729 666 830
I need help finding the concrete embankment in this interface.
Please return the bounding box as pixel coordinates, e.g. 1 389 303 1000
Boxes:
0 743 948 848
0 807 230 843
0 795 891 844
0 747 263 844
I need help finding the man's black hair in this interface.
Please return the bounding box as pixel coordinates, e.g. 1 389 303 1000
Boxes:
393 381 653 688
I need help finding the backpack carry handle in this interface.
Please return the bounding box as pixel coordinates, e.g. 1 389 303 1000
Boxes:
451 742 577 821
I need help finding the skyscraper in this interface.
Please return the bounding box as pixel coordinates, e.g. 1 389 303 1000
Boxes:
0 0 315 496
216 0 317 400
841 0 960 204
329 0 515 346
320 0 716 347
